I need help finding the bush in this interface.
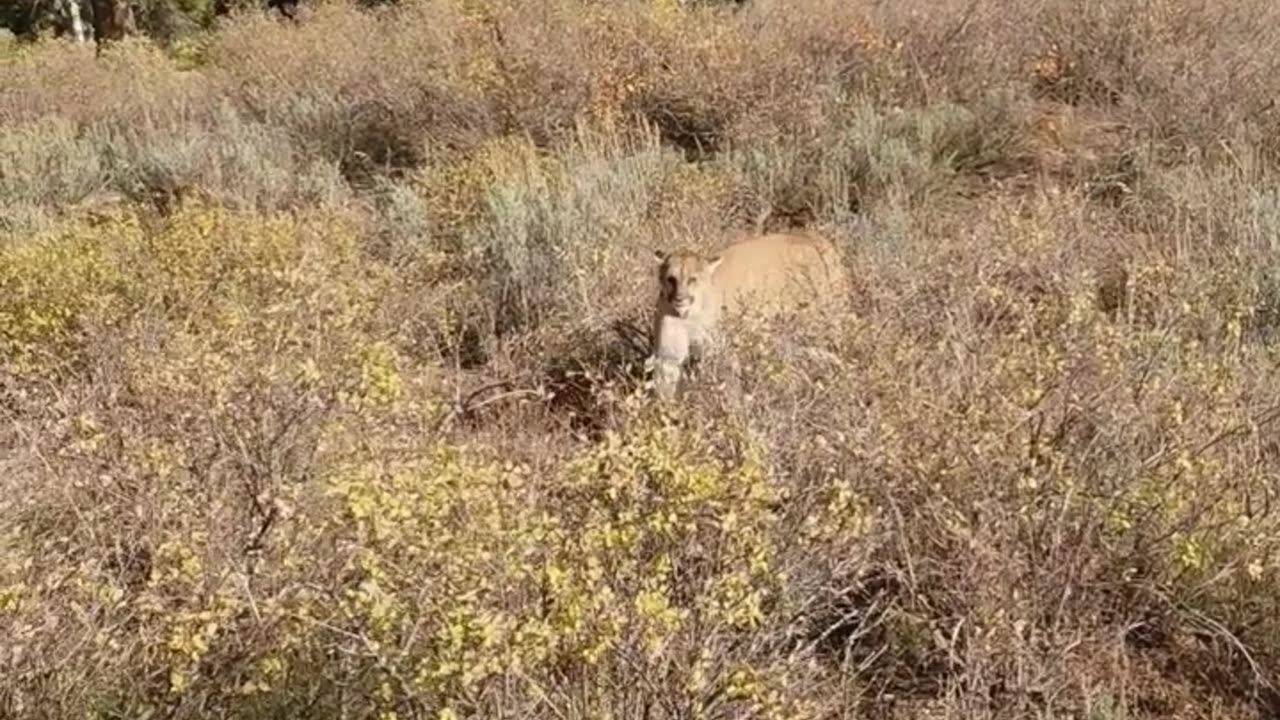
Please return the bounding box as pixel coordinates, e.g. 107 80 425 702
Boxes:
6 1 1280 718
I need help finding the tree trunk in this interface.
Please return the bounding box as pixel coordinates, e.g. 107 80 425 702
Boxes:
88 0 135 44
62 0 91 42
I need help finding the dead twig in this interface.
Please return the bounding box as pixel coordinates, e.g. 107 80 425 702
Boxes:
612 318 652 361
435 379 547 434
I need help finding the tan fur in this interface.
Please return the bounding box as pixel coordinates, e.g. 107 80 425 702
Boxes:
649 231 849 399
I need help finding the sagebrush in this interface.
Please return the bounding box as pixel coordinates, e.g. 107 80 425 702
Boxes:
4 1 1280 718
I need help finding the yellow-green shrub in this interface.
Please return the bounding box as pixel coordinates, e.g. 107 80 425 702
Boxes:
0 213 135 371
304 413 809 718
1 201 386 372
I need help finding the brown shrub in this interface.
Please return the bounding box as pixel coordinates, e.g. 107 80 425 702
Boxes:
6 1 1280 718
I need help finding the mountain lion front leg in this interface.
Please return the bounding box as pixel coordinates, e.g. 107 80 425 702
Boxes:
651 312 690 400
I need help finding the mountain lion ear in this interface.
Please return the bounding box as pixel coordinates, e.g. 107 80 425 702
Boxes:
705 254 723 273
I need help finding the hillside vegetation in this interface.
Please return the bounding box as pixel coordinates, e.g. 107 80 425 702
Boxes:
4 0 1280 717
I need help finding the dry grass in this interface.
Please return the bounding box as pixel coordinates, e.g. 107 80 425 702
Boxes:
4 0 1280 718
